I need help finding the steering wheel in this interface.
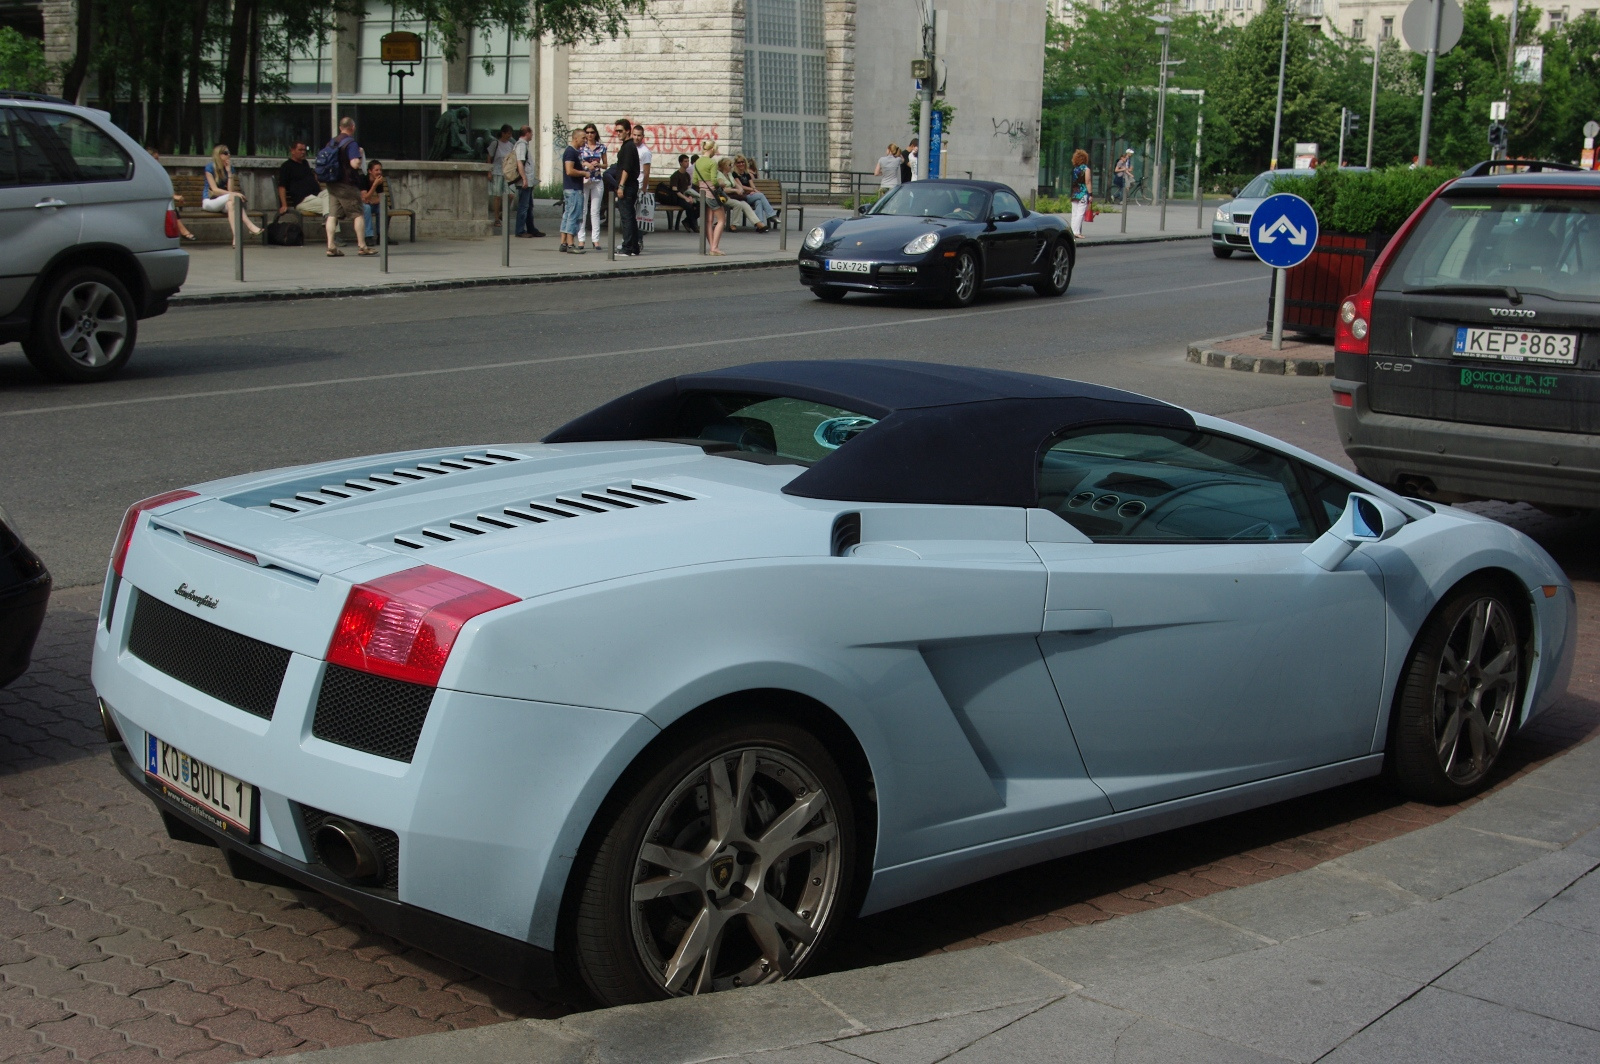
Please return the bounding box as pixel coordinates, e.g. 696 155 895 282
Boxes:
949 207 977 221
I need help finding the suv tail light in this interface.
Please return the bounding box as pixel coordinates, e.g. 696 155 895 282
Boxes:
165 206 180 239
111 490 200 576
1334 179 1455 358
327 566 518 687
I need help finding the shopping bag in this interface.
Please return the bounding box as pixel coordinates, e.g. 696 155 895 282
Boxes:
637 192 656 233
1084 197 1096 224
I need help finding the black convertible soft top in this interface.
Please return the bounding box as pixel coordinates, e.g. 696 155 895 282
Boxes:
543 360 1195 507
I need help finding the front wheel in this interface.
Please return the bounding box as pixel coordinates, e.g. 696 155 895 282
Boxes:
24 266 137 382
568 715 855 1006
944 248 979 308
1034 241 1073 297
1389 581 1526 803
1212 246 1233 259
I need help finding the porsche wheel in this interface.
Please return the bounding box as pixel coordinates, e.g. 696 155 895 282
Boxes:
945 248 979 308
1389 581 1526 803
1034 241 1073 297
570 717 855 1006
24 267 137 382
813 286 847 302
1213 246 1233 259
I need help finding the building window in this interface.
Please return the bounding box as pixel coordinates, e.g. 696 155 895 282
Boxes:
1182 0 1194 10
1351 17 1364 37
357 2 442 95
744 0 828 174
262 28 330 95
1548 7 1566 28
1380 16 1394 38
466 22 529 96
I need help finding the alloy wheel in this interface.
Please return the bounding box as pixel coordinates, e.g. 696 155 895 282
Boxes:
1050 245 1071 289
1432 596 1519 786
952 252 977 303
54 282 129 368
628 746 842 995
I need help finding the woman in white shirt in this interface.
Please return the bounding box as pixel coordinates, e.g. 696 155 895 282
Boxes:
873 143 903 193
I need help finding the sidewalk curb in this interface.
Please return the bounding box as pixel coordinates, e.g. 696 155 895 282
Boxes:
1078 232 1209 248
281 736 1600 1064
1187 329 1336 377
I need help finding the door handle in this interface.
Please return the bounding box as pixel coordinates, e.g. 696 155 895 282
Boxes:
1044 609 1113 633
33 198 68 209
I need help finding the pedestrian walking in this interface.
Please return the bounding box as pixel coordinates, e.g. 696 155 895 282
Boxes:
613 118 642 256
202 145 264 246
317 118 371 256
1069 148 1092 238
693 140 728 255
514 125 544 237
1113 149 1133 204
874 143 903 194
487 124 514 232
559 128 587 253
578 123 607 250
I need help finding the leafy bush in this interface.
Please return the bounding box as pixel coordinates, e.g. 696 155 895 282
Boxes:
0 27 51 93
1268 165 1458 234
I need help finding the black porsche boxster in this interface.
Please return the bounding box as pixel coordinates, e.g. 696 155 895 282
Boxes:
797 179 1073 307
0 505 50 688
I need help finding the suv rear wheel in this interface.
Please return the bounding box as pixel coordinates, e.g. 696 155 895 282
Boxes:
24 266 137 382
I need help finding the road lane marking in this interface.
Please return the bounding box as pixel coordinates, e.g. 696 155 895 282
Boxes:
1 277 1262 419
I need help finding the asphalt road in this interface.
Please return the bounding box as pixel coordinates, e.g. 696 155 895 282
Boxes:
0 241 1324 588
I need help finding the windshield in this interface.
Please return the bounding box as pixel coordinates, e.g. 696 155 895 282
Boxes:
870 183 990 220
1382 195 1600 302
668 393 878 464
1237 170 1314 199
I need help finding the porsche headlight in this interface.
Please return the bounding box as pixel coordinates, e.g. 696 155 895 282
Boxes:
804 226 827 249
1215 207 1231 222
902 231 940 256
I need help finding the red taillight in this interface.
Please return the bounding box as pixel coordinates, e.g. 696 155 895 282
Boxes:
165 207 180 239
1333 391 1354 408
327 566 519 687
111 490 200 576
1333 178 1455 358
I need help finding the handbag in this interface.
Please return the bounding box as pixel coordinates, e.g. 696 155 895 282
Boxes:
1084 196 1096 224
264 210 304 247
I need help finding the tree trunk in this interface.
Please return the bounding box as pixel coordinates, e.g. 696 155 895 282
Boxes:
219 0 255 149
246 0 261 155
184 0 210 154
60 0 94 103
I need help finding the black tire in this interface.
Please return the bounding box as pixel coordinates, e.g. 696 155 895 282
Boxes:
1212 246 1233 259
568 711 856 1007
23 266 138 383
813 286 847 302
945 247 979 308
1034 240 1073 297
1388 579 1528 804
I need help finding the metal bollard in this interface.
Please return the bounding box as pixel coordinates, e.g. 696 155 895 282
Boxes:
608 194 616 261
779 185 787 251
1160 156 1174 231
502 191 513 267
1120 178 1129 235
853 173 860 215
698 191 708 255
233 200 244 282
380 196 388 273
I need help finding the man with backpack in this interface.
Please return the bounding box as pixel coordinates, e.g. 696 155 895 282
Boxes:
315 117 372 257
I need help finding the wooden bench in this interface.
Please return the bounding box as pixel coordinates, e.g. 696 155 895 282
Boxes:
645 174 803 233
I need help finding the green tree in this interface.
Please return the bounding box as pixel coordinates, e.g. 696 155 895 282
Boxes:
0 27 52 92
1209 0 1319 172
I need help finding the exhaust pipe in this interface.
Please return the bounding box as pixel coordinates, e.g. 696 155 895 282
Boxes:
97 698 124 747
313 818 384 885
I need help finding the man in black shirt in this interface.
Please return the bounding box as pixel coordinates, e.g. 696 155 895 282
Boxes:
276 141 322 215
613 118 642 256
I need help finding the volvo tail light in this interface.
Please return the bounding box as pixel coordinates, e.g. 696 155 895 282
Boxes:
111 490 200 576
165 206 180 239
1334 178 1455 358
327 566 518 687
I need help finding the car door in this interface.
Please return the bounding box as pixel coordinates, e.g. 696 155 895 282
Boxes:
984 189 1032 279
0 108 82 320
1029 423 1388 812
25 109 140 251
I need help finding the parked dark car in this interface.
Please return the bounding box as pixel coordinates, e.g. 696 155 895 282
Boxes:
1331 161 1600 511
797 179 1073 307
0 505 50 688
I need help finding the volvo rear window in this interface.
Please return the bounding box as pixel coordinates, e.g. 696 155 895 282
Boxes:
666 393 878 464
1382 195 1600 303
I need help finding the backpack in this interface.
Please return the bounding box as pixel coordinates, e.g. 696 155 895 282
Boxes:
265 211 305 247
501 144 521 183
314 136 348 183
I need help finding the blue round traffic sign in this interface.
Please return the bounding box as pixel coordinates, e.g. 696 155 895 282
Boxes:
1248 192 1319 269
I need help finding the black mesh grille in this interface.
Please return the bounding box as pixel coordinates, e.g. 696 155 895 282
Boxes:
299 804 400 891
126 591 290 719
312 664 434 762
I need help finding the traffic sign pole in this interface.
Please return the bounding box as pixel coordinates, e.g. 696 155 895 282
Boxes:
1249 193 1320 352
1272 269 1288 351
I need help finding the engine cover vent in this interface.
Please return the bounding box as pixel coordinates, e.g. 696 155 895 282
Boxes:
391 482 695 551
250 451 524 516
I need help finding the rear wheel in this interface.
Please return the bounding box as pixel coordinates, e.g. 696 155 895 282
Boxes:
569 713 855 1007
23 266 137 382
1212 245 1233 259
1389 580 1526 803
945 248 979 308
813 286 847 302
1033 241 1073 297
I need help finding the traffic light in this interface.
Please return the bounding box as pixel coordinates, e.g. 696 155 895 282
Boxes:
1488 122 1509 151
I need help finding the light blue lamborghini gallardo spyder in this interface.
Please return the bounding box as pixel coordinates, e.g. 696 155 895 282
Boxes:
92 360 1574 1006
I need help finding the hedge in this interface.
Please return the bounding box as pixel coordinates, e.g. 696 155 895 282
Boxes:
1268 165 1458 235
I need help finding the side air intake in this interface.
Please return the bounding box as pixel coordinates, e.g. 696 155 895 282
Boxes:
831 513 861 556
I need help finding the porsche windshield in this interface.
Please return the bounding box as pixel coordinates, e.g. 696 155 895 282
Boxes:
871 184 990 220
670 393 879 464
1382 195 1600 302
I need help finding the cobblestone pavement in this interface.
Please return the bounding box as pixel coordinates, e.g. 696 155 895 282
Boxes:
1 507 1595 1061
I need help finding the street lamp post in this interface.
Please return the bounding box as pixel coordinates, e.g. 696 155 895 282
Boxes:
1150 16 1173 227
1417 0 1445 164
1270 0 1295 170
1366 35 1381 167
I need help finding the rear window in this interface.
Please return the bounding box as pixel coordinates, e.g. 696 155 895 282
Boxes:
667 393 878 464
1382 195 1600 303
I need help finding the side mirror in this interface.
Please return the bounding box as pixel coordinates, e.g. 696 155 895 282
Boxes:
1303 492 1406 571
857 204 871 215
994 212 1021 223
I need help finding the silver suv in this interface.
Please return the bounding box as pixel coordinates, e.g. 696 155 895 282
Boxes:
0 93 188 382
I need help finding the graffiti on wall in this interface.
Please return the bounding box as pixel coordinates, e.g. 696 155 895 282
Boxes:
605 124 723 155
991 117 1038 166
